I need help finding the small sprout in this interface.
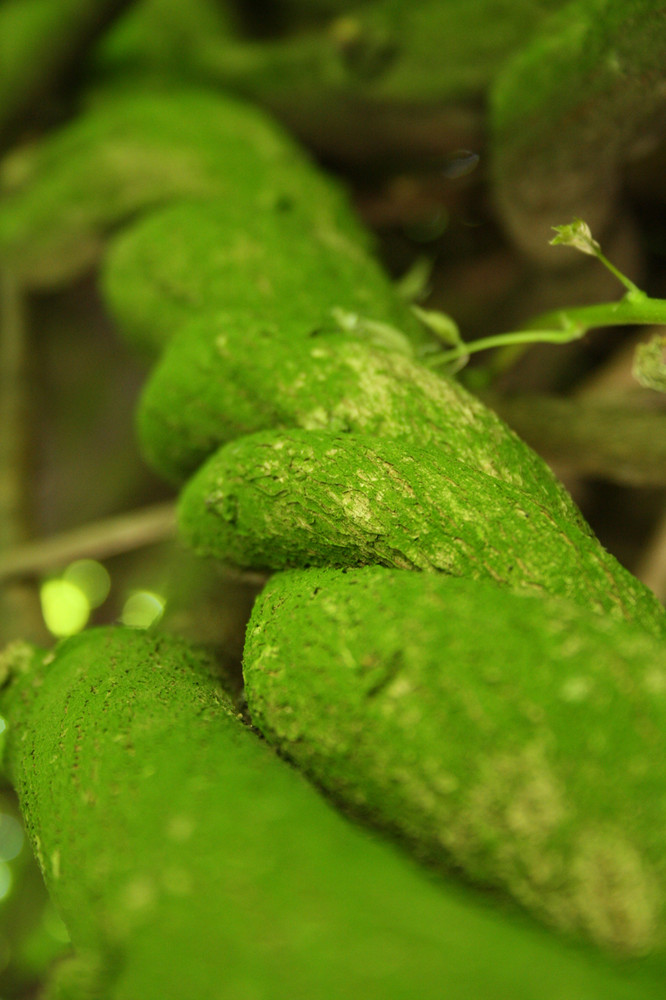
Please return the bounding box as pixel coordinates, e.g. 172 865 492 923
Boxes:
550 218 601 257
633 333 666 393
551 218 643 297
395 257 432 303
412 306 468 372
330 308 413 356
411 305 463 349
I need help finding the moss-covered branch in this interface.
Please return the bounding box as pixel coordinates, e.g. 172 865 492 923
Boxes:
0 15 665 996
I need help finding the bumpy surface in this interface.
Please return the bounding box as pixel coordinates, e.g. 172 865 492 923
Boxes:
1 41 666 997
0 87 360 294
244 568 666 956
179 427 666 637
3 628 656 1000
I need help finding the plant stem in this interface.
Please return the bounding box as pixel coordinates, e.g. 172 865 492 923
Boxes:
428 325 585 367
525 295 666 333
0 502 177 585
0 268 27 552
429 294 666 368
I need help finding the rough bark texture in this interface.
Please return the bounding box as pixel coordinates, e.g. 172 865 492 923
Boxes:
1 26 666 994
3 629 652 1000
179 428 666 638
138 309 584 530
102 196 421 359
244 567 666 957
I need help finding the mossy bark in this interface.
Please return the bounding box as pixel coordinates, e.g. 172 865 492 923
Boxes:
0 89 346 292
244 566 666 957
178 428 666 638
2 628 653 1000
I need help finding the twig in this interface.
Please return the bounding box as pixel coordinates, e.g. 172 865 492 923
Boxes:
0 502 177 585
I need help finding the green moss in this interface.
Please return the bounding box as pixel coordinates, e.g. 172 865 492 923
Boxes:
2 627 653 999
177 428 666 637
137 310 583 535
0 88 335 288
244 567 666 958
102 196 415 357
334 0 569 102
93 0 235 81
193 0 569 112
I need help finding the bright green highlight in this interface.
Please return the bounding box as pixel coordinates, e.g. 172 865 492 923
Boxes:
120 591 165 629
62 559 111 609
40 558 111 638
40 579 89 637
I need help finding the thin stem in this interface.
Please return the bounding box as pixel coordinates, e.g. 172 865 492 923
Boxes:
526 295 666 333
0 267 45 642
596 250 643 296
0 503 177 585
428 294 666 369
428 326 585 368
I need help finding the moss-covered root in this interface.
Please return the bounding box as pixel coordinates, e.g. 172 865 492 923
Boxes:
0 88 358 293
0 628 654 1000
136 305 584 535
177 428 666 639
101 197 421 359
243 566 666 961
